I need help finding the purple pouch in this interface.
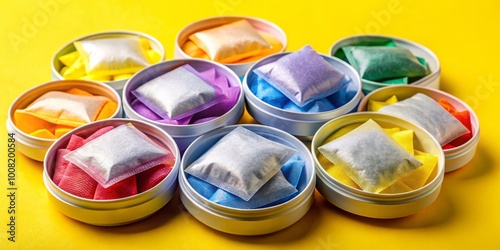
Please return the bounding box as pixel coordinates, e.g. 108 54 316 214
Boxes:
253 45 346 107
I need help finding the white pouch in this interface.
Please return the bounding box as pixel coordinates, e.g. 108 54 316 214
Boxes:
185 126 297 201
17 91 109 127
379 93 469 145
64 123 174 188
132 64 224 120
318 119 422 193
74 37 150 76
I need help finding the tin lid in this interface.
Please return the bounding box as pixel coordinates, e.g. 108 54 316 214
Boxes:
43 118 180 226
178 124 316 235
311 112 445 218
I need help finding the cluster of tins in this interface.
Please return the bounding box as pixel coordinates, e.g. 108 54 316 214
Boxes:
6 16 479 235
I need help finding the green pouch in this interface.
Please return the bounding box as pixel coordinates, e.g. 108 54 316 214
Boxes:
333 38 396 61
343 46 429 81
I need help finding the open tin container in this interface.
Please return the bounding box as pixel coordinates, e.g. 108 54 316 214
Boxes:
123 58 244 153
311 112 445 219
43 118 180 226
6 80 122 161
330 35 440 94
174 16 287 78
179 124 316 235
242 52 363 138
51 30 165 97
358 85 480 172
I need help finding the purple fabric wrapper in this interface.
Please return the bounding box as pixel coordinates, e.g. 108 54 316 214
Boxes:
131 99 193 125
253 45 346 107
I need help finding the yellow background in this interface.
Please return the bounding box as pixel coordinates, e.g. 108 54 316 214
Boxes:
1 0 500 249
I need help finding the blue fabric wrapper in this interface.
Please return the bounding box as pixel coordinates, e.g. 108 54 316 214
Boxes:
253 45 346 107
250 75 356 113
187 175 218 199
186 154 306 209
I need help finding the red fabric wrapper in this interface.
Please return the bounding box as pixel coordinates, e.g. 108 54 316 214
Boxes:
53 149 71 185
136 164 173 193
94 176 138 200
439 98 473 149
66 134 85 151
84 126 114 143
57 162 98 199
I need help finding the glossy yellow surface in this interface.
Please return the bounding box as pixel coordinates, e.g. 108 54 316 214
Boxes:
1 0 499 249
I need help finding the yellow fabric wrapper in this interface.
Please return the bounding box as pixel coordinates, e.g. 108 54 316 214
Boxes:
60 66 69 76
58 50 80 67
14 88 118 139
113 74 134 81
318 123 438 194
189 19 271 63
146 49 161 64
183 30 282 64
62 56 86 80
139 37 151 50
368 95 398 111
79 74 113 81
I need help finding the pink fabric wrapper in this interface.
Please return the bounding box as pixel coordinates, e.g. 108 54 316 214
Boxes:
57 162 98 199
131 67 240 124
94 176 138 200
66 134 85 151
56 132 97 198
53 148 71 185
84 126 114 143
136 163 173 192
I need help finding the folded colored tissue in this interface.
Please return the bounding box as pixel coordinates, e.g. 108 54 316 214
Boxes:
188 19 271 63
250 46 356 112
318 120 438 194
59 36 161 81
334 38 429 85
53 124 175 200
14 88 118 139
130 65 240 124
187 153 305 209
368 95 473 149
